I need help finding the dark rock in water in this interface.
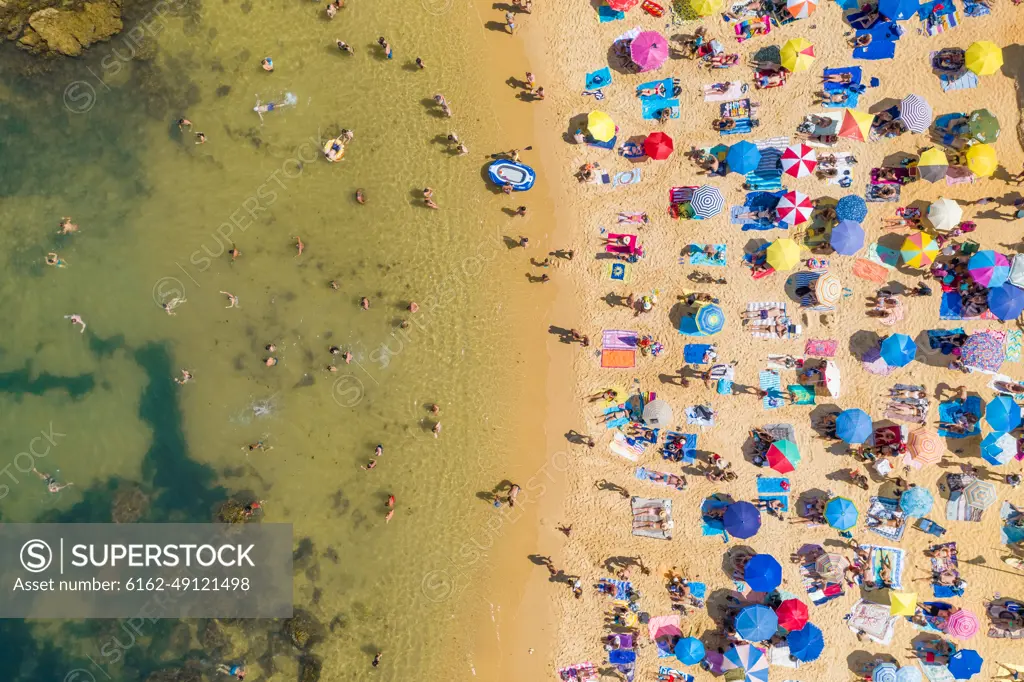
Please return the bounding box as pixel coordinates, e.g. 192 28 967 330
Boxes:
111 484 150 523
217 499 250 524
283 610 325 651
298 655 322 682
216 84 231 97
200 619 230 657
208 27 217 39
240 0 253 13
293 537 315 568
144 668 202 682
16 2 123 57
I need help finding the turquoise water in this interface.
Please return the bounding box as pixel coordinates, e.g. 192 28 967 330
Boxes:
0 0 547 678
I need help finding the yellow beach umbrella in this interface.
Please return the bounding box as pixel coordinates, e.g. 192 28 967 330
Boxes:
689 0 723 16
766 238 801 271
838 108 874 142
781 38 816 73
587 111 616 142
918 147 947 167
890 591 918 616
965 143 997 177
965 41 1003 76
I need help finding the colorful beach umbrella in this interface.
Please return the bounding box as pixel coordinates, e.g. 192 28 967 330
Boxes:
981 432 1016 466
723 501 761 539
735 605 779 641
916 147 948 183
607 0 639 9
767 439 801 473
965 143 997 177
775 599 809 631
675 637 706 665
839 108 873 142
630 31 669 72
587 111 615 142
830 220 864 255
788 623 824 662
689 0 723 16
879 0 919 20
824 496 858 530
781 143 817 177
836 408 872 444
644 132 674 160
1012 254 1024 288
901 233 939 268
814 553 848 581
968 109 1000 143
900 486 933 517
745 554 783 592
907 427 943 467
968 250 1010 287
897 666 923 682
727 140 762 174
767 238 801 271
781 38 815 72
679 302 725 336
965 41 1003 75
963 480 997 510
814 272 841 307
786 0 817 17
874 663 899 682
948 650 983 680
987 283 1024 321
880 333 917 367
691 185 725 218
723 644 770 682
928 197 962 231
962 331 1004 373
986 395 1021 431
890 591 918 616
777 190 813 226
898 94 933 133
945 608 980 639
836 194 868 221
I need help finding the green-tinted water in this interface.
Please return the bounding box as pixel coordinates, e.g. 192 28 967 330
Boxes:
0 0 549 678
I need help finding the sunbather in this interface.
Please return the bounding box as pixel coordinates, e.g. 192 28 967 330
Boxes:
741 305 784 320
735 208 775 222
707 81 732 94
850 34 872 48
888 402 925 419
795 131 838 145
994 379 1024 394
713 117 739 131
658 108 673 124
753 498 785 519
755 71 786 88
588 388 618 402
880 216 922 230
634 518 673 531
726 0 763 19
597 407 629 424
885 386 926 400
634 505 668 518
822 72 854 84
874 185 898 199
705 53 741 69
638 83 668 98
816 90 851 104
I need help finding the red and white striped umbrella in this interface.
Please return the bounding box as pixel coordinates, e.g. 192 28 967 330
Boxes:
786 0 817 17
777 190 813 226
781 144 817 178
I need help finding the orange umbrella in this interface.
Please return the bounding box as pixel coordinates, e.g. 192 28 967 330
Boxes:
838 109 873 142
644 132 674 160
906 427 944 467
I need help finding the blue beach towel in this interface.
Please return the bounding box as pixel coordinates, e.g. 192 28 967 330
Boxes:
599 578 633 599
663 431 696 464
589 135 617 149
690 244 727 266
603 404 629 430
642 98 680 120
823 66 863 91
717 379 734 395
1000 501 1024 545
586 67 612 91
918 0 955 18
719 118 754 136
598 4 625 21
637 77 674 98
927 327 965 351
746 147 784 191
939 292 967 320
866 496 906 542
759 370 785 410
853 22 901 60
688 582 707 599
757 477 790 494
684 344 713 364
963 0 990 16
701 498 729 538
846 7 879 28
933 582 966 598
940 71 978 91
937 397 982 438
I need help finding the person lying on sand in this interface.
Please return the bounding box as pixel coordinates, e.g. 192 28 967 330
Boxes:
735 208 775 222
741 306 785 320
822 72 854 84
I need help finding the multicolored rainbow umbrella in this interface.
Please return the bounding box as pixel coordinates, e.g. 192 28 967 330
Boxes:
901 233 939 268
968 250 1010 287
786 0 817 17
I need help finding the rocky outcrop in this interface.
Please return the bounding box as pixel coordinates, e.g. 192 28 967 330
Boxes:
13 0 123 57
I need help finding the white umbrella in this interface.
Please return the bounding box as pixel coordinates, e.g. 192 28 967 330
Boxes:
823 360 841 397
642 399 674 427
1008 254 1024 289
928 198 963 232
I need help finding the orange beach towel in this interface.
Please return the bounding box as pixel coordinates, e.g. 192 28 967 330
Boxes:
601 349 636 368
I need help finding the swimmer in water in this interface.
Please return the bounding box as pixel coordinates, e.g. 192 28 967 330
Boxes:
261 57 274 72
162 296 186 315
174 369 193 384
266 343 276 352
423 187 434 199
31 468 73 494
264 357 277 366
294 236 304 256
246 439 272 452
329 280 339 290
425 197 438 209
361 460 377 471
408 302 419 313
220 291 239 308
177 118 192 131
432 422 442 438
372 652 382 667
341 129 354 142
58 216 79 234
343 351 352 364
216 663 246 680
456 143 468 155
385 509 394 523
329 346 342 356
229 245 240 260
360 297 370 310
45 252 67 267
375 444 384 457
387 494 395 507
64 314 86 333
430 404 440 415
336 40 354 54
356 189 365 204
195 132 207 144
377 37 392 59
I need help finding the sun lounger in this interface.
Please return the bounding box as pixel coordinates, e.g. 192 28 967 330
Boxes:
866 497 907 541
703 81 747 102
632 496 673 540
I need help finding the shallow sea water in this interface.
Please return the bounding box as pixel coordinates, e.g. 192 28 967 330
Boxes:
0 0 549 679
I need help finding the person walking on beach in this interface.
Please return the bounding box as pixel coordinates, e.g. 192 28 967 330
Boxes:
505 11 516 33
372 652 383 667
416 57 425 69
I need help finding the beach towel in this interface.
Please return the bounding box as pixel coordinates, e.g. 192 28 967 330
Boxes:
962 0 990 16
846 6 880 28
734 16 770 42
824 90 859 109
759 370 785 409
937 396 982 438
946 166 975 186
632 496 673 540
721 98 756 119
602 404 630 430
642 0 665 16
589 135 617 150
603 329 639 350
663 431 696 464
719 118 754 136
745 138 787 191
704 81 747 102
701 497 729 538
606 261 633 283
871 168 912 185
586 67 612 91
946 490 984 522
658 667 694 682
642 97 680 120
613 169 643 187
824 152 859 186
683 344 714 365
866 184 901 202
1006 330 1022 362
927 327 965 352
939 291 992 320
598 4 625 21
921 663 956 682
757 476 791 511
843 259 885 287
800 562 844 606
787 384 815 405
689 244 727 266
637 77 676 99
929 541 962 594
849 599 898 644
559 662 598 682
861 544 905 588
868 241 900 267
717 379 734 394
599 578 634 600
823 66 863 91
636 467 688 491
1000 502 1024 545
940 70 978 92
686 404 716 427
866 497 907 542
602 349 636 369
805 339 838 357
853 22 901 61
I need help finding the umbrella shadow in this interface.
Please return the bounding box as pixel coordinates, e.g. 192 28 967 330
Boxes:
794 487 830 521
706 586 747 626
912 329 954 369
849 329 881 359
669 301 695 331
565 113 590 144
868 97 901 116
722 545 757 580
847 650 898 676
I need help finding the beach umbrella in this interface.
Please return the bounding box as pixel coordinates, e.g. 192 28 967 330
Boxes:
986 395 1021 431
907 428 943 467
965 41 1003 75
890 591 918 616
839 108 873 142
824 496 858 530
695 303 725 334
948 650 983 680
788 623 824 662
767 439 801 473
723 644 770 682
830 220 865 255
767 238 801 271
781 143 817 177
916 147 949 183
945 608 980 639
642 399 673 427
836 408 872 443
988 283 1024 321
814 272 842 307
644 132 674 160
587 111 615 142
928 197 962 232
897 666 923 682
836 195 868 221
630 31 669 72
963 480 997 510
691 185 725 218
727 140 762 174
879 0 919 20
775 599 809 631
723 501 762 539
777 190 813 226
787 0 817 17
745 554 783 592
781 38 816 73
689 0 723 16
968 250 1010 287
965 143 997 177
898 94 933 133
880 333 917 367
900 487 934 517
962 331 1004 373
822 359 841 397
1011 254 1024 288
608 0 639 9
981 432 1016 466
874 663 899 682
814 553 848 581
735 605 779 641
901 233 939 268
967 109 1000 143
675 637 706 665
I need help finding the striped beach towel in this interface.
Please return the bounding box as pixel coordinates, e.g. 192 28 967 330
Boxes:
745 137 787 191
603 329 639 350
940 70 978 92
1006 330 1022 362
704 81 747 102
759 370 784 409
719 118 754 136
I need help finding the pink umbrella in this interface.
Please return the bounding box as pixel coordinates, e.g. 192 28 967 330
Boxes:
777 190 813 226
945 608 979 640
630 31 669 72
782 144 817 178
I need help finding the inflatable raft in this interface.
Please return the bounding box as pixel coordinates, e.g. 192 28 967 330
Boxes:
323 138 346 163
488 160 536 191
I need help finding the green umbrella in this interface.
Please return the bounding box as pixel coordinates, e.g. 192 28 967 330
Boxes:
968 109 1000 143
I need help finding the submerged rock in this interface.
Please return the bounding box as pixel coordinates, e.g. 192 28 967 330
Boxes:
298 655 322 682
17 1 123 57
111 484 149 523
282 609 325 651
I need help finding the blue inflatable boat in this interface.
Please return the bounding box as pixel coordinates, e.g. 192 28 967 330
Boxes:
488 160 536 191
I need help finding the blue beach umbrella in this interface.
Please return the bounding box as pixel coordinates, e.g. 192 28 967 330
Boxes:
724 501 762 539
824 497 858 530
986 395 1022 431
988 283 1024 321
879 0 919 20
836 195 868 221
727 140 762 174
745 554 783 592
880 333 917 367
723 644 770 682
981 432 1016 466
680 303 725 336
787 622 824 662
836 408 873 444
896 666 923 682
874 663 898 682
675 637 706 665
899 486 934 517
948 650 983 680
830 220 865 255
735 605 779 642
